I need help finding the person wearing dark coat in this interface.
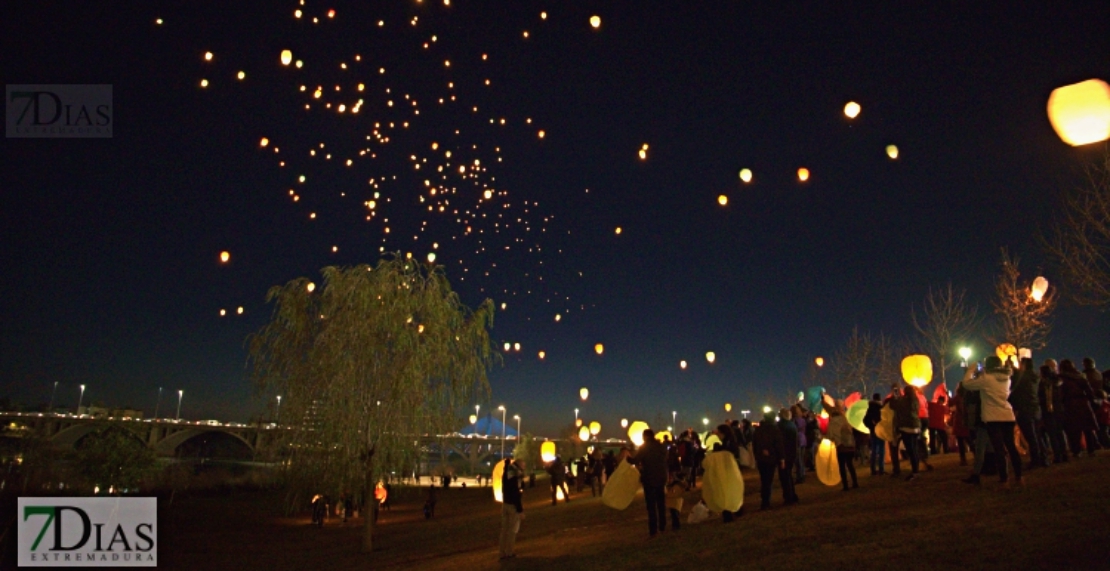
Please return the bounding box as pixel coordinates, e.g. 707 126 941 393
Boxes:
1083 358 1102 395
712 424 743 522
546 456 570 505
752 412 785 510
1039 361 1069 463
777 410 800 504
629 428 669 537
892 385 922 480
499 458 525 560
1060 360 1100 456
1010 357 1047 468
863 394 886 474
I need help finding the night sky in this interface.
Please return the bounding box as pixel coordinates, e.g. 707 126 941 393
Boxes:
3 2 1109 437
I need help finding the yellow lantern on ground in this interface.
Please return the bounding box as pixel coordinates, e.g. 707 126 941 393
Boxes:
601 459 641 510
492 459 505 502
1047 79 1110 146
540 441 556 463
701 451 744 512
578 426 591 441
901 354 933 387
815 439 841 486
655 430 673 442
589 421 601 436
620 418 628 428
580 387 589 401
1031 276 1049 302
627 421 649 447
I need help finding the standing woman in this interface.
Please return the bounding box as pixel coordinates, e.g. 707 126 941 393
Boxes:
1059 359 1100 457
826 400 859 491
962 356 1023 487
892 385 921 480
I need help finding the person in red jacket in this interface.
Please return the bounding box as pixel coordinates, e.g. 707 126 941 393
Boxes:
927 396 950 454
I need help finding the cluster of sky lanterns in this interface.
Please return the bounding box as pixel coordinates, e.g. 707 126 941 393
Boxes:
638 143 649 160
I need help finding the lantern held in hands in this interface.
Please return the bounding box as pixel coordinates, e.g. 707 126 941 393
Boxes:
627 421 649 447
540 441 557 463
815 439 841 486
492 459 505 502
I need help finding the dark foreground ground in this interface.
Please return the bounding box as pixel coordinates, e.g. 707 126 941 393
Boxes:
6 452 1110 570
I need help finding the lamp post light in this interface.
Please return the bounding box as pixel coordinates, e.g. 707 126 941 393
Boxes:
154 387 163 419
498 405 507 459
77 384 86 414
276 395 282 424
959 347 972 368
513 414 521 440
574 408 579 423
176 389 184 421
741 409 750 419
672 410 677 429
48 381 58 413
701 417 709 430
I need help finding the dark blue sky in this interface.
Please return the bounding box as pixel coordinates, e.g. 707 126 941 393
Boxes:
3 2 1108 437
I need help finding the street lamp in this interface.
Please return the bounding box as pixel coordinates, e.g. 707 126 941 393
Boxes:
77 384 86 414
276 395 282 424
176 389 184 420
48 381 58 413
959 347 972 368
574 408 579 423
513 414 521 440
701 417 709 430
498 405 507 459
154 387 163 419
672 410 677 428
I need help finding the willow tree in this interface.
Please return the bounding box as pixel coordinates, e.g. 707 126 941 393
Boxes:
247 258 495 553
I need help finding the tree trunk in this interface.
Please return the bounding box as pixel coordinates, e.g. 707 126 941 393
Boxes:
361 451 375 553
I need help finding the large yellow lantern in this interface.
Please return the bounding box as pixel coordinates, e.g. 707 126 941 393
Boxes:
594 343 604 355
1047 79 1110 146
901 354 933 387
540 441 557 463
815 439 841 486
492 459 505 502
589 421 601 436
1031 276 1049 302
995 343 1017 364
627 421 650 447
469 414 478 424
580 387 589 401
578 426 591 441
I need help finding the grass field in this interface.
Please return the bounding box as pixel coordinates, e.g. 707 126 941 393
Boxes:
151 452 1110 571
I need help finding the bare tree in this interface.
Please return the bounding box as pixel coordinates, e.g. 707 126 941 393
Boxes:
911 283 981 386
1046 151 1110 307
829 328 900 399
992 249 1057 352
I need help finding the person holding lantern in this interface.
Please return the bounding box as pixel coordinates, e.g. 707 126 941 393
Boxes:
826 400 859 490
752 411 785 510
546 456 571 505
863 393 886 474
892 385 922 481
498 456 525 560
962 356 1024 487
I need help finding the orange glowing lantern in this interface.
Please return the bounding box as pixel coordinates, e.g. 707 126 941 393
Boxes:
815 439 841 486
589 15 601 28
901 354 933 387
219 251 230 263
843 101 861 119
374 482 388 504
575 419 582 427
797 168 810 182
1047 79 1110 146
717 195 728 206
492 459 505 502
996 343 1018 367
540 441 557 463
594 343 604 355
815 356 824 368
654 430 673 442
1031 276 1049 302
627 421 650 447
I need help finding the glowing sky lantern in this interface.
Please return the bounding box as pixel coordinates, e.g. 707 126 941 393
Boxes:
725 403 732 412
503 342 511 352
1047 79 1110 146
590 15 601 29
1031 276 1049 302
538 130 545 139
578 426 591 441
492 460 505 502
797 168 810 182
540 441 557 463
843 101 861 119
620 418 629 428
469 414 477 424
538 350 546 360
627 421 650 447
886 144 899 159
306 282 315 293
575 418 582 427
204 51 213 61
259 137 269 147
219 251 230 263
200 79 209 88
426 252 436 263
638 149 647 160
513 342 521 352
237 71 245 80
996 343 1018 366
580 387 589 401
815 356 824 368
739 168 752 183
280 50 293 66
717 195 728 206
680 360 687 370
594 343 604 355
901 354 933 387
705 351 716 364
589 421 601 435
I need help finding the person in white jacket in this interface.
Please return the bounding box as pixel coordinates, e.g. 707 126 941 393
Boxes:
962 356 1023 486
826 401 859 491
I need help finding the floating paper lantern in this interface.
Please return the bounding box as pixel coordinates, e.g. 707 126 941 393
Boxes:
578 426 591 441
601 459 641 510
1031 276 1049 302
427 252 436 263
374 482 388 504
654 430 673 442
219 251 230 263
589 421 601 435
594 343 604 355
725 403 732 412
469 414 477 424
701 451 744 512
503 343 511 352
1047 79 1110 146
705 351 716 364
580 387 589 401
540 441 557 463
886 144 899 159
797 168 810 182
718 195 728 206
846 399 870 434
280 50 293 66
513 342 521 352
739 168 752 183
589 15 601 29
901 355 933 387
204 51 214 61
815 356 824 368
575 419 582 427
492 459 505 502
538 351 546 360
306 282 316 293
237 71 245 80
680 360 687 370
995 343 1017 365
815 439 841 486
259 137 269 147
627 421 649 447
620 418 628 428
843 101 861 119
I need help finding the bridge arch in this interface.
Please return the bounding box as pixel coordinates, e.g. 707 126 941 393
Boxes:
155 428 255 458
52 423 146 450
